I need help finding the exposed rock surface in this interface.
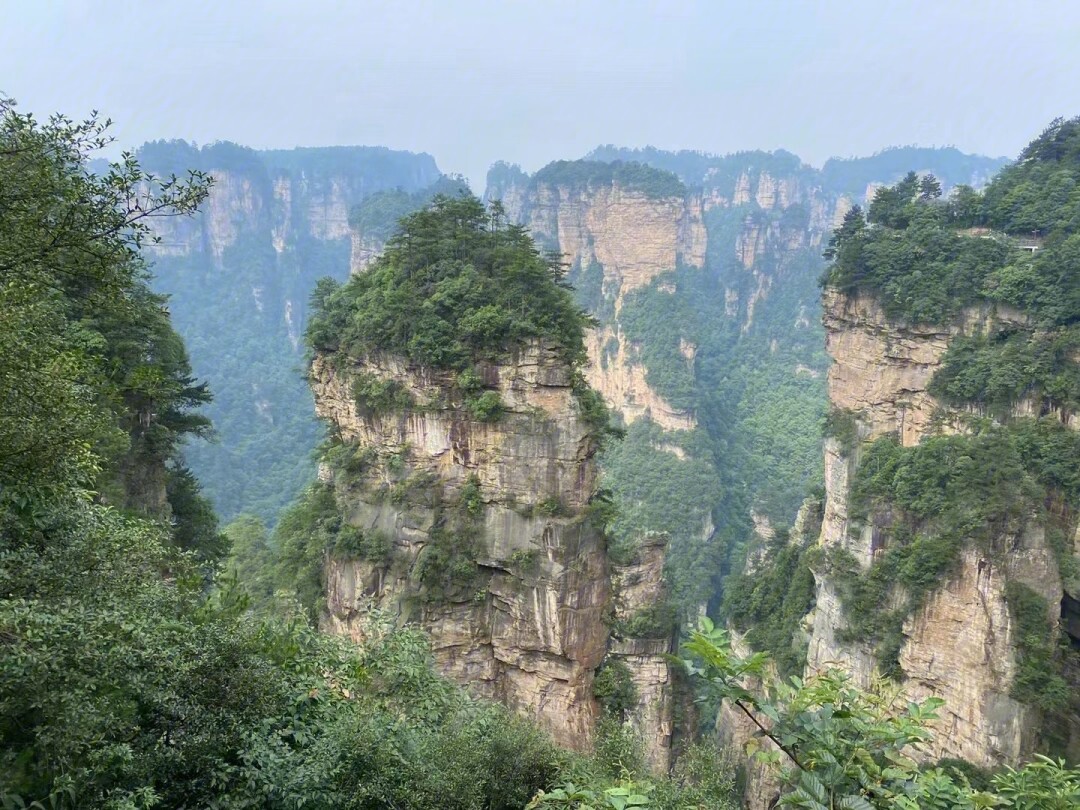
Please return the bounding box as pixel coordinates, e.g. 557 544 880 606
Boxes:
585 327 695 431
609 534 676 772
493 178 703 431
520 183 706 305
809 288 1071 767
153 162 438 262
349 232 382 274
310 343 667 751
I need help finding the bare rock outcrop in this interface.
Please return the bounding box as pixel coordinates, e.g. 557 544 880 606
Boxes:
808 288 1071 767
609 533 676 772
495 178 703 432
310 343 670 752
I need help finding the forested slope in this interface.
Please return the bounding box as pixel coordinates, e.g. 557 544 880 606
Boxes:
136 140 445 523
3 98 1077 809
731 117 1080 768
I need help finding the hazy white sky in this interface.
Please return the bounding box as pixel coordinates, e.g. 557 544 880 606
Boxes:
5 1 1079 188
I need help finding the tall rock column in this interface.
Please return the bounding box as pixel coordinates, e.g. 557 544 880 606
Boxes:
310 343 611 749
807 289 1068 766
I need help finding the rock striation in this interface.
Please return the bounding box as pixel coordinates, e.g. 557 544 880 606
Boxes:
608 533 677 772
808 288 1075 766
147 149 439 263
489 175 704 432
310 343 670 753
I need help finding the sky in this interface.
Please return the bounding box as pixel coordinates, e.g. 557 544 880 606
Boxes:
4 0 1080 190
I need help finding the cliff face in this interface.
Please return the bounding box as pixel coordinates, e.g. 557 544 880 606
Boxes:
608 534 676 772
523 183 707 304
808 289 1074 766
150 152 439 261
310 344 614 749
494 178 705 432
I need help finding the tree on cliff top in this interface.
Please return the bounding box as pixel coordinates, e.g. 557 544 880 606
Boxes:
821 116 1080 326
307 193 593 370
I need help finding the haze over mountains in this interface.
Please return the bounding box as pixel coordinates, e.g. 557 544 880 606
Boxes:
8 2 1080 805
136 138 1007 526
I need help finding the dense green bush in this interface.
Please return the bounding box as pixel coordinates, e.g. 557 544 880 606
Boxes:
930 327 1080 416
271 482 342 620
351 371 416 417
323 438 378 479
722 527 818 677
465 389 506 422
1005 582 1070 712
615 601 679 640
592 659 637 720
572 375 623 447
822 406 859 453
335 524 394 563
348 174 470 243
308 194 592 372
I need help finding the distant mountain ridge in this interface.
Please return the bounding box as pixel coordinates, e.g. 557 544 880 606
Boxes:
133 136 1007 531
584 143 1009 196
137 140 443 522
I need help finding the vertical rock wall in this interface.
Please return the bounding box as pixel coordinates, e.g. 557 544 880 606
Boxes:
498 179 705 432
808 289 1072 766
310 344 612 749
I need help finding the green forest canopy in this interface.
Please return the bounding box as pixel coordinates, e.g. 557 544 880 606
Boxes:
308 193 593 371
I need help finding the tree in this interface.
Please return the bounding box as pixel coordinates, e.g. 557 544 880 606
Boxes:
868 171 920 228
947 184 982 227
919 173 943 201
224 513 276 608
0 97 210 518
307 193 593 372
822 205 865 261
682 619 1080 809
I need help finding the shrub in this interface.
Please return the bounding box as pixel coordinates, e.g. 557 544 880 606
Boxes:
1005 581 1070 712
465 390 505 422
334 525 394 563
459 475 484 518
722 530 817 677
822 406 858 454
616 601 678 640
592 659 637 720
537 496 569 517
351 372 414 417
